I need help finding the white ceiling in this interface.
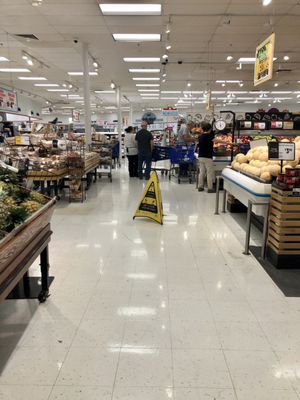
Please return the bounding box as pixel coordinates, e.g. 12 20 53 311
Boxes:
0 0 300 113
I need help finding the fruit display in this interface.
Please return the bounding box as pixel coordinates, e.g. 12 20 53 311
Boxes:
231 138 300 183
0 169 48 239
214 134 233 155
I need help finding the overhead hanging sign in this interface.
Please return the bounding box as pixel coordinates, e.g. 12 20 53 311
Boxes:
254 33 275 86
72 109 80 122
133 171 163 225
0 88 18 112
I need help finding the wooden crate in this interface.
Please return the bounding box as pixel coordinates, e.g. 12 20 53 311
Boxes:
267 186 300 258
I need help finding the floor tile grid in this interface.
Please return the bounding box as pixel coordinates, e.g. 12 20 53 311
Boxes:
46 266 133 400
111 233 174 398
189 238 239 400
210 225 300 399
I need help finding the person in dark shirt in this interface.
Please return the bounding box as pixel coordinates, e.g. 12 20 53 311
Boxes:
197 121 215 193
135 121 153 180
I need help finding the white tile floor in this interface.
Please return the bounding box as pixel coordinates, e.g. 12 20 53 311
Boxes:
0 168 300 399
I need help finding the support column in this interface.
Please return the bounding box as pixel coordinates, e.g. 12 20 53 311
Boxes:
129 103 133 125
117 86 122 163
82 42 92 146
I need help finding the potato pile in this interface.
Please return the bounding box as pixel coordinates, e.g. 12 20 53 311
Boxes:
231 137 300 183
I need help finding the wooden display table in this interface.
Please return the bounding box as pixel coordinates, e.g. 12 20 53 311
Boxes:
0 198 56 302
267 185 300 268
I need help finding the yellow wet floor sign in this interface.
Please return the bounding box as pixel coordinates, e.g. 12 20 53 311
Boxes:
133 171 163 225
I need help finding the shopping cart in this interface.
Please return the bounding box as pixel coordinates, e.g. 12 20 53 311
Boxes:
112 141 120 167
151 145 172 178
170 144 197 184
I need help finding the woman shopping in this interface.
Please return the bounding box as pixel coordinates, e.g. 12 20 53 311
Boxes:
124 126 138 177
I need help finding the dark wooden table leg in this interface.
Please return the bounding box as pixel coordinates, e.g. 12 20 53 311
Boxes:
39 245 50 303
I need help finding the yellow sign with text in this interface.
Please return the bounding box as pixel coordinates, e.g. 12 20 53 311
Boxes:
133 171 163 225
254 33 275 86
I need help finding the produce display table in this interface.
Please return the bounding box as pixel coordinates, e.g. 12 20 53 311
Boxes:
0 197 56 303
222 167 272 217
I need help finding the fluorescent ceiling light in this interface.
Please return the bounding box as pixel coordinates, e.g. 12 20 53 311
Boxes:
123 57 160 62
95 90 115 93
161 91 181 94
141 93 159 96
100 4 161 15
68 72 98 76
141 97 159 100
18 76 47 80
105 106 117 109
133 77 160 81
47 89 70 92
136 84 160 87
227 91 249 94
0 68 30 72
271 91 292 94
238 57 276 64
161 97 179 100
138 89 160 92
183 91 203 94
35 83 59 87
129 69 160 73
0 57 9 62
263 0 272 6
113 34 161 42
212 91 226 94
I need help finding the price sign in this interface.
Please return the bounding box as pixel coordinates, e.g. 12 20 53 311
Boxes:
268 142 295 161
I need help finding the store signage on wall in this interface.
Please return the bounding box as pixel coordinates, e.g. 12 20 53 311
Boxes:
72 109 80 122
254 33 275 86
162 107 178 117
0 87 18 112
268 142 295 161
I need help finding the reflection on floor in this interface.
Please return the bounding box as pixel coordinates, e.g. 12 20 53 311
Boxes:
0 168 300 400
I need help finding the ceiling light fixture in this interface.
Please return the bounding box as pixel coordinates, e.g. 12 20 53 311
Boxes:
166 23 171 34
68 72 98 76
32 0 43 6
0 68 31 72
162 79 166 83
136 84 160 87
100 4 161 15
274 82 279 87
27 59 34 66
187 82 191 87
34 83 59 87
138 89 160 92
111 81 116 89
162 54 168 59
123 57 160 63
94 90 115 93
18 76 47 80
47 89 70 92
262 0 272 6
113 34 161 42
283 55 290 61
132 77 160 81
227 55 233 61
93 61 98 68
129 69 160 73
166 43 172 50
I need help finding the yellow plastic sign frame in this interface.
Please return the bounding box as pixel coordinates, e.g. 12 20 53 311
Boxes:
133 171 163 225
254 33 275 87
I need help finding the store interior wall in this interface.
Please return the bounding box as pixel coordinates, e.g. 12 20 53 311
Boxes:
43 103 300 126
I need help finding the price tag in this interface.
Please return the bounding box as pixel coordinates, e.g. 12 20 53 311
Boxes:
268 142 295 161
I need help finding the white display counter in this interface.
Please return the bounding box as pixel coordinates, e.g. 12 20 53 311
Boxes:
221 167 272 217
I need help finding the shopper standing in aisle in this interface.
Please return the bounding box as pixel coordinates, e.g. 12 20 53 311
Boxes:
124 126 138 178
197 121 216 193
135 121 153 180
177 120 195 143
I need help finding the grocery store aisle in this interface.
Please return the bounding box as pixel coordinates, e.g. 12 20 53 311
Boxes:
1 169 300 400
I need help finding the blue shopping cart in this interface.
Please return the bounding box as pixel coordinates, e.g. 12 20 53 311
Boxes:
151 146 172 177
169 145 197 184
